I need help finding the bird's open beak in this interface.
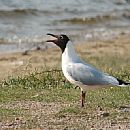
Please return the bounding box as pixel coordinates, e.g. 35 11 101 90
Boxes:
46 33 58 43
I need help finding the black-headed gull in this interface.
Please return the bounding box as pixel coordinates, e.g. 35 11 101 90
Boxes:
47 33 130 107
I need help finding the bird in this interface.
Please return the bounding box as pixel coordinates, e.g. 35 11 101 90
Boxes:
46 33 130 107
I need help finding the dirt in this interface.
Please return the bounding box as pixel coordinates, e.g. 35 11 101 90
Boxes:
1 101 130 130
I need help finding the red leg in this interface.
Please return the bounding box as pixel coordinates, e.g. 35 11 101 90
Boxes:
81 91 86 107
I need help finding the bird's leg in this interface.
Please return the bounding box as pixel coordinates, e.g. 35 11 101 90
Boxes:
81 91 86 107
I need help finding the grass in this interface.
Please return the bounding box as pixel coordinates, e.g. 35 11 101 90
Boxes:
0 67 130 129
0 70 75 103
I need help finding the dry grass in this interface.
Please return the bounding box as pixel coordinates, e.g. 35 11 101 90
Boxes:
0 33 130 80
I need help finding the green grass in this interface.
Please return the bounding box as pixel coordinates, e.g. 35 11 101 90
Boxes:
0 70 77 103
0 67 130 129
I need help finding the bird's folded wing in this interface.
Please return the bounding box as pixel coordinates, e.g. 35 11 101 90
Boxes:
66 63 118 86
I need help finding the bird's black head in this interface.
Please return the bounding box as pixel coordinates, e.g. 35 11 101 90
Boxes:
46 33 70 53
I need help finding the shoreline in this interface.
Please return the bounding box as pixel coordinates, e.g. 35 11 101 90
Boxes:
0 27 130 54
0 33 130 80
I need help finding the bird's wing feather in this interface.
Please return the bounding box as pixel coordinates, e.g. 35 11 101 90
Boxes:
66 62 119 86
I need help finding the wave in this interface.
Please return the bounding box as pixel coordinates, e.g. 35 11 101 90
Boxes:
59 15 118 25
123 10 130 19
59 10 130 25
0 8 53 17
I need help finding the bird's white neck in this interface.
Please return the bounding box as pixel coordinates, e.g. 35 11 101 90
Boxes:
62 41 80 64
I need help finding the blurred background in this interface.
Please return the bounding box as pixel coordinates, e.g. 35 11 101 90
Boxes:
0 0 130 53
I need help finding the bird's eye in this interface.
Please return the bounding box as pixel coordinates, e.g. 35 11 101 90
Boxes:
60 36 64 39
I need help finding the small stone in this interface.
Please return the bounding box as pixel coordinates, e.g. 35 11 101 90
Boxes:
101 112 109 117
15 117 19 120
64 126 68 130
119 126 121 129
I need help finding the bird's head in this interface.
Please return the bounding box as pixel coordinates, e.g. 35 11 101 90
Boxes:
46 33 70 53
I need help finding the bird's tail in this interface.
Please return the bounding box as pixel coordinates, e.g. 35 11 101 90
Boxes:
117 78 130 86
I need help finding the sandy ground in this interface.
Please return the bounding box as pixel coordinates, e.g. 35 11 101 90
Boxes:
0 33 130 81
1 101 130 130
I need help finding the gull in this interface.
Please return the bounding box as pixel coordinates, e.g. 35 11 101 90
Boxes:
46 33 130 107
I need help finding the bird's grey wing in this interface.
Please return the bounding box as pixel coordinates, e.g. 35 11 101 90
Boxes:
66 63 119 86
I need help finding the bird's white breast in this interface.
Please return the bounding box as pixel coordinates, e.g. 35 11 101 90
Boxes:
62 64 83 87
61 41 84 87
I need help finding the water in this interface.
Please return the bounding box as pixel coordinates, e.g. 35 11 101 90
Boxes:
0 0 130 53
